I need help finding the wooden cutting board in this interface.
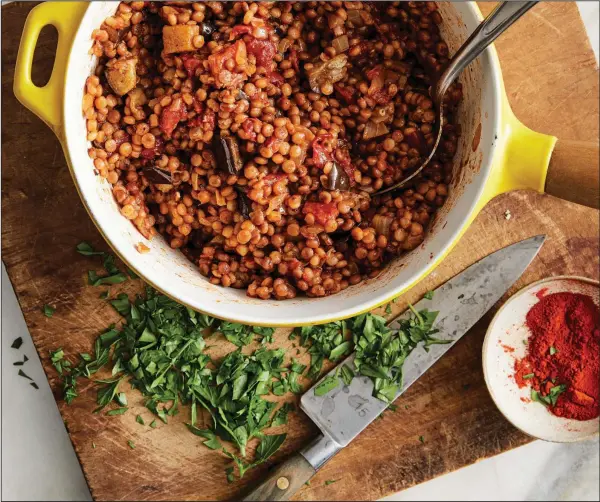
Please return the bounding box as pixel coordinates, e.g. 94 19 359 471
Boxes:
2 2 598 501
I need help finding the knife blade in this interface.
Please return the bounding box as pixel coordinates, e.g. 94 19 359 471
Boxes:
243 235 545 501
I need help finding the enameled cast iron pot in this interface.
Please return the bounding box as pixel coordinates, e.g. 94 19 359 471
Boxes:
14 2 599 327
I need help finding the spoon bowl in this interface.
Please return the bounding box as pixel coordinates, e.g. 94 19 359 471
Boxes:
376 1 537 196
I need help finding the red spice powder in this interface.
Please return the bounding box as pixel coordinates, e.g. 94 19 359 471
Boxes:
514 292 600 421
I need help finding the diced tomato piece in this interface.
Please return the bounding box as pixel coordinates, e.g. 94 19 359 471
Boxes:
267 71 284 85
192 96 204 114
246 37 277 70
242 118 260 141
335 144 356 185
264 136 281 150
188 109 215 131
366 66 384 82
366 65 391 104
263 173 287 186
370 88 391 105
230 25 252 40
334 83 356 104
160 99 187 136
208 40 247 89
141 136 165 160
181 54 202 79
113 133 131 147
311 133 333 169
302 202 339 226
289 48 300 73
201 109 216 131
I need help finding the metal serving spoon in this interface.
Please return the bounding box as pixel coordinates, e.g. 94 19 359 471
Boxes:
376 1 537 196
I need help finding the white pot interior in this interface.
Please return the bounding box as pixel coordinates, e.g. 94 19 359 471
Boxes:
63 2 501 325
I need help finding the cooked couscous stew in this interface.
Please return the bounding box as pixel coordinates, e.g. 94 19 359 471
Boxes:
83 1 462 300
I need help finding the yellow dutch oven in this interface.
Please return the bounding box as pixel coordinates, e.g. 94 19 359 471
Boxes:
13 2 599 327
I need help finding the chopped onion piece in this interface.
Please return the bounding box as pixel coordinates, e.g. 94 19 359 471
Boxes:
346 9 363 27
371 103 395 124
373 215 393 237
332 35 349 54
363 121 389 140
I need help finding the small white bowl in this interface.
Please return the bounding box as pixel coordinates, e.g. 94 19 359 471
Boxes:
483 276 600 443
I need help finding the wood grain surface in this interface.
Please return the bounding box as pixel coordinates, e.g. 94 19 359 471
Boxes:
2 2 599 501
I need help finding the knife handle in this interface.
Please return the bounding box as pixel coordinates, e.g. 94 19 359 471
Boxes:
242 452 315 501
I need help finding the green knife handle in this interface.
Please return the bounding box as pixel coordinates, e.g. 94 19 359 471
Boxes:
242 453 316 501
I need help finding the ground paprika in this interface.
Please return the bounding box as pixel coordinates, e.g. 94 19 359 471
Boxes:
514 291 600 421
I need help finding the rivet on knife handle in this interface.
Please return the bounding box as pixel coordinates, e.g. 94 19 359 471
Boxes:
242 452 316 501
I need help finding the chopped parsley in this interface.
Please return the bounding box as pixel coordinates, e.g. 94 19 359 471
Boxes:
292 321 350 379
11 337 23 349
549 346 558 356
424 291 434 300
106 407 128 416
350 306 446 403
136 415 145 425
325 479 340 486
531 384 567 407
522 373 534 380
43 304 56 318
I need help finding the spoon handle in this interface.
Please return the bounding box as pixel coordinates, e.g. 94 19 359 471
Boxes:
436 1 537 98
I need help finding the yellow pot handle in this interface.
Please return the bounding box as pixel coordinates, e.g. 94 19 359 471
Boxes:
13 2 88 136
479 95 557 209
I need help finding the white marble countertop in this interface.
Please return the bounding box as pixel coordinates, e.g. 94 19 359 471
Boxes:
1 3 599 501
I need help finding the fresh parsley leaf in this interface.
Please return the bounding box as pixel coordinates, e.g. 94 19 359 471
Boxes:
127 440 136 449
254 326 275 345
325 479 340 486
43 304 56 317
351 307 443 403
549 346 558 356
385 303 392 315
424 291 434 300
109 294 130 316
271 402 294 427
106 407 129 416
314 374 339 396
531 386 566 407
149 420 157 429
11 337 23 349
186 424 223 450
289 359 306 374
523 373 534 380
220 322 255 347
88 270 127 287
76 242 105 256
115 393 128 407
254 434 286 464
293 320 349 379
339 365 354 386
136 415 145 425
94 378 123 413
419 435 425 443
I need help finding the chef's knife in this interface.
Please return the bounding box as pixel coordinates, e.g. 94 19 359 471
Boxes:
243 235 545 501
